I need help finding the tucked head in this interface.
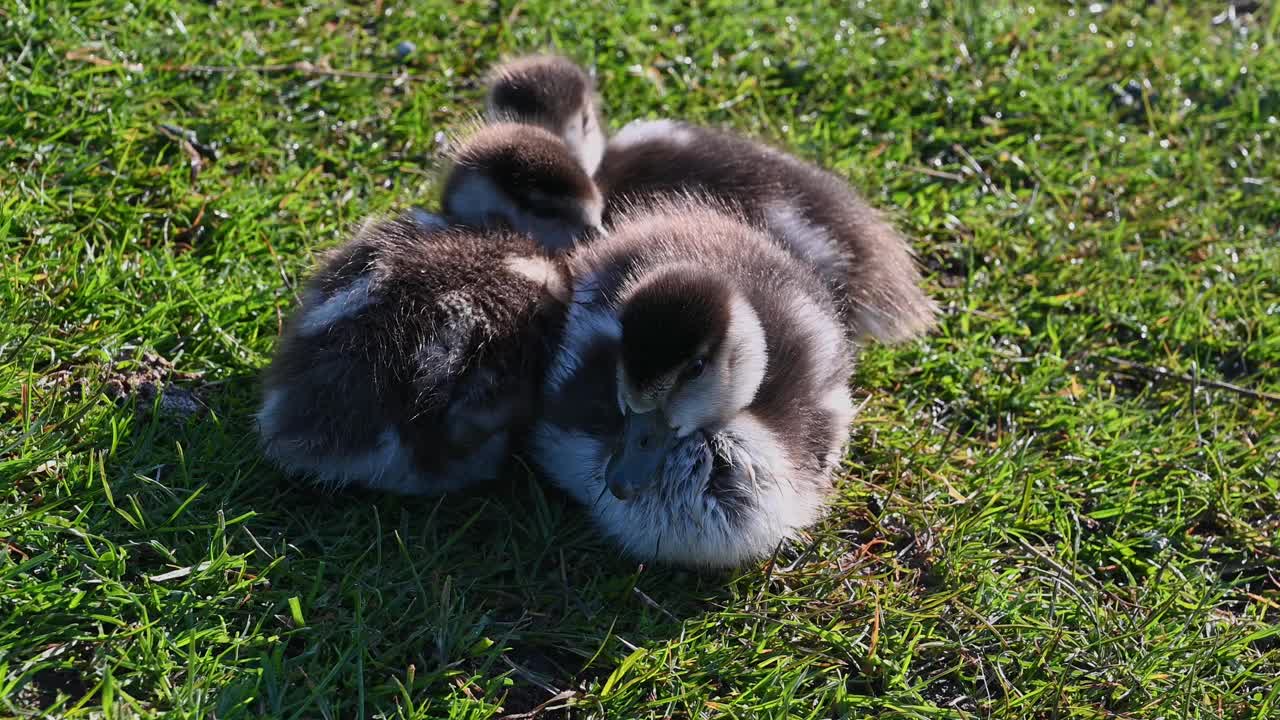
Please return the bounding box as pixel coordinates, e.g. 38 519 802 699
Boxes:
442 122 604 252
485 54 606 174
618 266 731 420
605 264 768 499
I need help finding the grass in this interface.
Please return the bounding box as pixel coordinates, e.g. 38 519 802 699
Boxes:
2 0 1278 717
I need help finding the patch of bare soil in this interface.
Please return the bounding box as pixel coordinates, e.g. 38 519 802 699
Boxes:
100 349 206 419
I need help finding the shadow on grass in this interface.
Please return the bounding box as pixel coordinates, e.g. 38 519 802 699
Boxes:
44 373 732 717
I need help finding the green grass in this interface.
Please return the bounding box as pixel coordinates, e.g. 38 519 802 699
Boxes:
2 0 1278 717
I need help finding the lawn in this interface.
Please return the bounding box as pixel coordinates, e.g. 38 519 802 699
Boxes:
2 1 1278 717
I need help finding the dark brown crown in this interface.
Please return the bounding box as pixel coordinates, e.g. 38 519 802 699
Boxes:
619 267 732 390
487 55 591 128
442 123 598 216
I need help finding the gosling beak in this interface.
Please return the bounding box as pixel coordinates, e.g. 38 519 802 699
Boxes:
603 409 675 500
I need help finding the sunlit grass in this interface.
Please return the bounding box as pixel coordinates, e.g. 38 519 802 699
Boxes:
2 1 1277 717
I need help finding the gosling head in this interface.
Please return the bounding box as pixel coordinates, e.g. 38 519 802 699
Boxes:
485 54 605 174
604 265 769 500
442 122 604 252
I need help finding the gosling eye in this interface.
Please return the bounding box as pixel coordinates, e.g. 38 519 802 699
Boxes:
680 357 706 382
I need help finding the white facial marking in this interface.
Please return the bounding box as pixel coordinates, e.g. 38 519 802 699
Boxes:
609 119 694 150
725 294 768 411
299 276 375 336
666 294 767 437
564 107 606 175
